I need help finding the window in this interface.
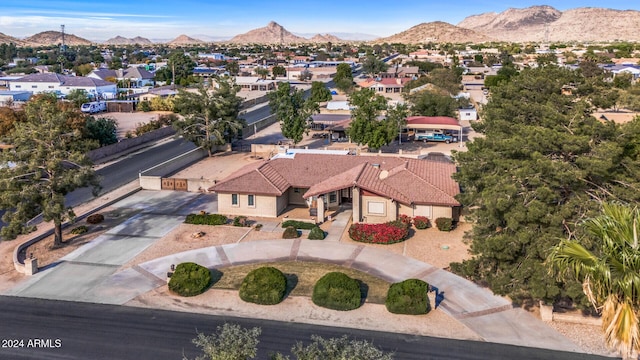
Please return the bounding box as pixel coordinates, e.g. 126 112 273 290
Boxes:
48 85 54 89
329 192 337 203
32 85 37 88
231 194 238 206
15 85 21 88
247 194 255 207
367 201 385 215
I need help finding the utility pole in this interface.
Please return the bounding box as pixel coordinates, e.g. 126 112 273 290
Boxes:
59 24 66 73
172 62 176 90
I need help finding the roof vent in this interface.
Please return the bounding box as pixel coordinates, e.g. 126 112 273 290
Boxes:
371 163 380 169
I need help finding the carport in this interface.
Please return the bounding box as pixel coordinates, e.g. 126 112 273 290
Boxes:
406 116 463 144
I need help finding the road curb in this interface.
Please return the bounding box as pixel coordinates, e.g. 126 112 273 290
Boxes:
12 186 143 274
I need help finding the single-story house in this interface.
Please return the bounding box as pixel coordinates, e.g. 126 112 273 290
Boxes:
88 67 155 88
235 76 277 91
210 152 461 224
8 73 117 98
357 77 411 93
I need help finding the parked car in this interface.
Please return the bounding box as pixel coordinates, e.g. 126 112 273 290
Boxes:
415 132 457 144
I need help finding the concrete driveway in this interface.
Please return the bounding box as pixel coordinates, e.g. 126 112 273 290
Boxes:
5 190 216 303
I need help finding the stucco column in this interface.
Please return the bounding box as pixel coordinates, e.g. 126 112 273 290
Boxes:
317 195 325 224
352 187 360 223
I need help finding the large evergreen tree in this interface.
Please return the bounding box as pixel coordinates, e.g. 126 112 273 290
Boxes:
268 82 319 145
0 94 100 246
173 78 244 157
451 65 640 306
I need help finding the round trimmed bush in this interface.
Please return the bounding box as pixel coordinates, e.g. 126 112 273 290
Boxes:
308 226 326 240
239 266 287 305
168 262 212 297
435 217 453 231
385 279 430 315
312 272 362 311
70 225 88 235
283 226 300 239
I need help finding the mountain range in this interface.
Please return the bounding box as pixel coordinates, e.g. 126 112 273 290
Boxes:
2 6 640 46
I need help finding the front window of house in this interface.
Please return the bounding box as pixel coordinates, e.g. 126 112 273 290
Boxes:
231 193 238 206
248 194 255 207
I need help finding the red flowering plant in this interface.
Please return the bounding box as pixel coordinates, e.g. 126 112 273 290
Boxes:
413 216 430 230
348 220 410 244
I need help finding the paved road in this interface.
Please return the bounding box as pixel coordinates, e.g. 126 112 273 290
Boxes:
0 296 613 360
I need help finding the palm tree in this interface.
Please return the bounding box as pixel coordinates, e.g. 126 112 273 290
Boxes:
548 202 640 359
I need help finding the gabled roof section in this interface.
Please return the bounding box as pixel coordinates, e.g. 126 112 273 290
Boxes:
11 73 66 83
210 153 460 207
209 160 289 196
304 162 367 198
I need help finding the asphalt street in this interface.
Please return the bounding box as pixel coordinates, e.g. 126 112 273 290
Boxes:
0 296 614 360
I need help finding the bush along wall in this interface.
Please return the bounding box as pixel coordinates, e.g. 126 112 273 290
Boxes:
312 272 362 311
348 220 409 244
385 279 431 315
413 216 430 230
435 217 453 231
281 220 317 230
184 213 228 225
168 262 212 297
239 266 287 305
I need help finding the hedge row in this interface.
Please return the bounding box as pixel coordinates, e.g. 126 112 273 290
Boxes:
168 264 433 316
185 213 228 225
281 220 317 230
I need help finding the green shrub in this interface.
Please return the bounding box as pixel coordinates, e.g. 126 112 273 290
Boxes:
233 215 248 227
414 216 430 230
283 226 300 239
385 279 430 315
312 272 362 311
282 220 317 230
185 213 228 225
168 262 212 297
86 213 104 224
138 100 151 112
239 267 287 305
308 226 326 240
435 217 453 231
70 225 88 235
254 223 263 231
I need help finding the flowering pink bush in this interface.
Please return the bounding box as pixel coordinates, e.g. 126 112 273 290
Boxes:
413 216 430 230
348 221 410 244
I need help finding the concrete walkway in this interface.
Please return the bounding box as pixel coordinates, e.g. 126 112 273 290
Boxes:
3 190 583 354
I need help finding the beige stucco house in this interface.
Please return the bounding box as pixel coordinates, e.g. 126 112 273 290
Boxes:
210 152 461 224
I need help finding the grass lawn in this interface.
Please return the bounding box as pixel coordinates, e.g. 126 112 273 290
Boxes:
210 261 391 304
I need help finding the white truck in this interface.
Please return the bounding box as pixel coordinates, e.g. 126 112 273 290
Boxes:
80 101 107 114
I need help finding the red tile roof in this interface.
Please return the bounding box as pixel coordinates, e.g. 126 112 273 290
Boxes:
407 116 461 127
210 154 460 206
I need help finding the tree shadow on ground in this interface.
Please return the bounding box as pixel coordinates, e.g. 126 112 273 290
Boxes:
283 273 299 299
358 279 369 307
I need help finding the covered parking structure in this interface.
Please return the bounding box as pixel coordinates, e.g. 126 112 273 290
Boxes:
406 116 463 143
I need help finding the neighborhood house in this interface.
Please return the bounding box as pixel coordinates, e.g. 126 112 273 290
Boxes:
211 152 461 224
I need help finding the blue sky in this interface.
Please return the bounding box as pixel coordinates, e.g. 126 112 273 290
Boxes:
1 1 639 41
